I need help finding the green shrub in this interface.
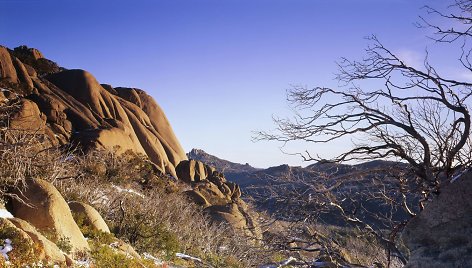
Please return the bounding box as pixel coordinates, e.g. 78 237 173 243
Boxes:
89 241 157 268
56 236 72 254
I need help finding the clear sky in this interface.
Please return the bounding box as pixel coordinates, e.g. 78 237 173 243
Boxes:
1 0 456 168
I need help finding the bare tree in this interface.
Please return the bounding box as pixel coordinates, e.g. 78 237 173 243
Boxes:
256 6 472 207
254 1 472 267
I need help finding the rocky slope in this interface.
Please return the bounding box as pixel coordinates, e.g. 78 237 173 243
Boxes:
0 45 261 266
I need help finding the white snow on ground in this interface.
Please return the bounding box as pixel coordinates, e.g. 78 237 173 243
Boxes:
259 256 297 268
175 252 202 262
74 259 91 268
450 168 470 183
259 257 353 268
143 252 165 265
279 257 296 266
89 189 110 206
0 239 12 260
0 209 13 219
111 185 145 198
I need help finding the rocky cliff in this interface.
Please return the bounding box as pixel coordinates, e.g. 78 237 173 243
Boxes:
1 45 187 177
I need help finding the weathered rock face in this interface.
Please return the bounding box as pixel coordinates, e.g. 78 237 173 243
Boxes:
177 159 262 240
402 172 472 268
176 160 214 183
68 201 110 234
10 178 90 253
9 99 46 131
1 45 187 177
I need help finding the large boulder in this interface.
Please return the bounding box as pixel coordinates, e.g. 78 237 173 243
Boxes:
68 201 110 234
9 99 46 131
193 181 229 205
9 217 66 264
12 57 33 90
206 200 262 240
176 159 213 182
176 159 261 239
402 172 472 268
10 178 90 253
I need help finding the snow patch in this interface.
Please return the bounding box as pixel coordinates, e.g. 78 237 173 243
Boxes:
0 239 12 260
176 252 202 262
450 168 470 183
0 209 13 219
111 185 145 198
143 252 165 265
74 259 92 268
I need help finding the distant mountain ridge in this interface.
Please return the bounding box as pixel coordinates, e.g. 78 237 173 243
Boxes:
187 149 417 225
187 148 258 173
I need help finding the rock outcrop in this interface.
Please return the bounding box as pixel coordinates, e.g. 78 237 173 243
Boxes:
176 159 214 183
402 172 472 268
188 148 258 174
176 159 261 240
0 45 187 177
68 201 110 234
10 178 90 253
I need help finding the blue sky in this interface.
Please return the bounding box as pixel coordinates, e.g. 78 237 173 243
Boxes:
1 0 456 168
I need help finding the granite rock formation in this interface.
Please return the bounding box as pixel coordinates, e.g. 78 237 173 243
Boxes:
1 45 187 177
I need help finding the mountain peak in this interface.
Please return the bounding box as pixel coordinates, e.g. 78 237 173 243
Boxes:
189 148 207 156
187 149 257 174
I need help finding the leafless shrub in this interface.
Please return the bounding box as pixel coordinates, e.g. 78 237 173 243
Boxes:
55 149 264 267
0 97 71 203
255 1 472 267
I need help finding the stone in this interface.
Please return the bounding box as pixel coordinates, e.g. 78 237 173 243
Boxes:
68 201 110 234
176 160 209 182
10 178 90 253
1 46 188 178
0 218 36 261
194 181 229 206
9 99 46 131
185 190 210 207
